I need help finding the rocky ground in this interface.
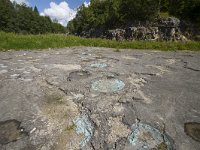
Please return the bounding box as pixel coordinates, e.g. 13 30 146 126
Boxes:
0 47 200 150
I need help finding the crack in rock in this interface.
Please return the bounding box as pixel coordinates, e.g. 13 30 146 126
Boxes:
183 61 200 72
185 67 200 72
146 65 170 76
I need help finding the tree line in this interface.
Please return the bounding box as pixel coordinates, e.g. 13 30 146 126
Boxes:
0 0 66 34
67 0 200 34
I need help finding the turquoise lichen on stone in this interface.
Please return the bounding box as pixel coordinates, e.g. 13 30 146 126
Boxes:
73 114 93 148
128 123 174 150
91 78 125 93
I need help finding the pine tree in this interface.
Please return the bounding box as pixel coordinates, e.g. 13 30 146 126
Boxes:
33 6 39 14
169 0 200 23
0 0 66 34
0 0 16 32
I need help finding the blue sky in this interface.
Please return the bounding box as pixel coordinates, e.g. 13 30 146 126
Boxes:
11 0 90 26
28 0 90 12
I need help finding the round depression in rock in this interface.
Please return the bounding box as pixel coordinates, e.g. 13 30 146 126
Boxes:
184 122 200 142
0 120 27 145
68 71 90 81
91 78 125 93
128 123 174 150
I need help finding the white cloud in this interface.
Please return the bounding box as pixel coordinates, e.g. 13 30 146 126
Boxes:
41 1 76 27
10 0 29 5
84 1 90 7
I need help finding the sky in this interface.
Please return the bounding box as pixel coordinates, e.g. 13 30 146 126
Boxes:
10 0 90 26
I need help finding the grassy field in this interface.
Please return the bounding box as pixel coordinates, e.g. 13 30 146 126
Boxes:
0 32 200 51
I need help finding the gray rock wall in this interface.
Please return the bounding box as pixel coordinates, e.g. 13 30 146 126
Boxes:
107 17 188 41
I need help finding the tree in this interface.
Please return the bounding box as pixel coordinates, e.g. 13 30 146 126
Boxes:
0 0 15 32
0 0 66 34
33 6 39 14
160 0 169 12
169 0 200 23
68 0 162 34
119 0 160 22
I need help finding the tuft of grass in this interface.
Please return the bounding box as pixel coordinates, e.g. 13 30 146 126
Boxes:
152 142 168 150
65 124 76 132
0 32 199 51
159 12 170 18
114 48 121 52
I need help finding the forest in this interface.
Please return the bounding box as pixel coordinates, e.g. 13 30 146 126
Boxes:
0 0 199 35
0 0 66 34
67 0 200 34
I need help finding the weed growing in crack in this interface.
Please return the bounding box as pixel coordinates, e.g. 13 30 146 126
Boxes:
65 124 77 132
114 48 120 52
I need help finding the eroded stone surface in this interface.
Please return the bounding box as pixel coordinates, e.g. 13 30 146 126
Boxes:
0 47 200 150
108 117 130 144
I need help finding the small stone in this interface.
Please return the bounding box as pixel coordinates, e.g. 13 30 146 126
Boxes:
30 128 37 134
10 74 21 78
0 70 8 74
90 63 108 68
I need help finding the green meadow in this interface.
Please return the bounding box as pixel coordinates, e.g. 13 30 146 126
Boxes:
0 32 199 51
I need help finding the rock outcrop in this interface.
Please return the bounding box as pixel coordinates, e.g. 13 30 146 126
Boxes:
107 17 188 41
79 17 192 41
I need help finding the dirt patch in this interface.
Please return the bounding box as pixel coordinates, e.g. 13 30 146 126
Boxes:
108 117 130 144
0 120 28 145
44 88 65 104
42 92 82 149
184 122 200 142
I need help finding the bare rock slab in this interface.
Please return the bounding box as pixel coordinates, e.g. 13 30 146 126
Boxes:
0 47 200 150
